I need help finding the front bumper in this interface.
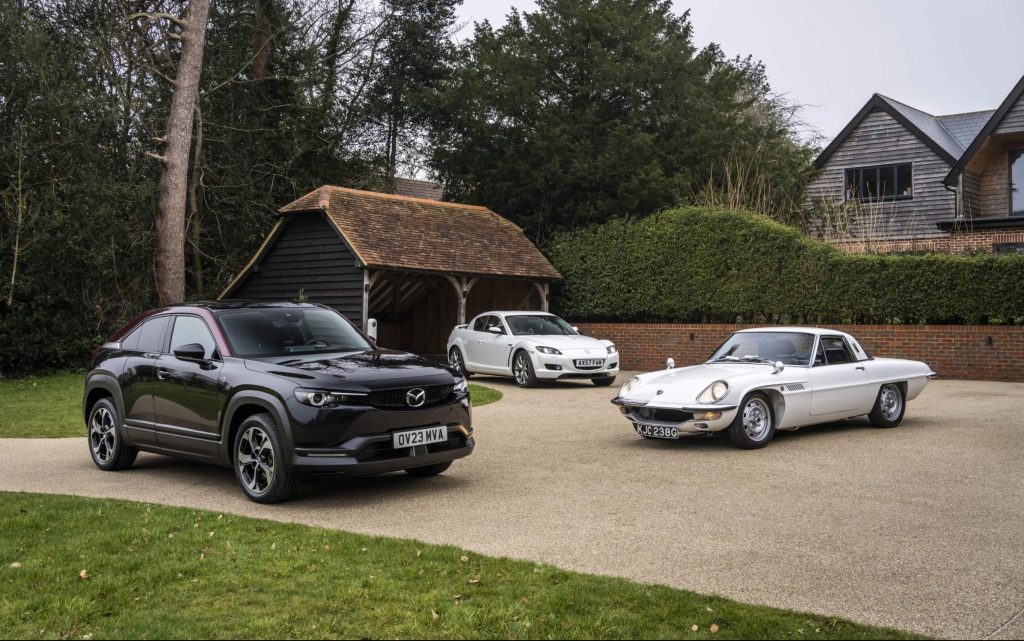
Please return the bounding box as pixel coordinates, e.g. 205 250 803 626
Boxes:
293 424 475 475
610 397 738 435
532 351 619 380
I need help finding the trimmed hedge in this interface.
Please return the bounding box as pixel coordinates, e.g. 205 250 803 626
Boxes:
549 207 1024 325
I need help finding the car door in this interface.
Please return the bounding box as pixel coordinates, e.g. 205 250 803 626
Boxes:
808 336 870 415
119 315 171 448
476 315 514 372
462 315 490 370
152 314 223 460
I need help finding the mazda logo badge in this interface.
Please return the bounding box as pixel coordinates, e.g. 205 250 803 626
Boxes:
406 388 426 408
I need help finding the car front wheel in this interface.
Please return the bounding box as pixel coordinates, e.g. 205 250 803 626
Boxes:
869 383 905 428
512 350 539 388
449 347 472 378
234 413 295 504
727 392 776 449
88 398 138 471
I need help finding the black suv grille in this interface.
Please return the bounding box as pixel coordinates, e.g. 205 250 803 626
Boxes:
366 384 455 409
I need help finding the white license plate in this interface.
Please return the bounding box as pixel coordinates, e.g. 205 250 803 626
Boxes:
393 426 448 449
634 423 678 439
575 359 605 367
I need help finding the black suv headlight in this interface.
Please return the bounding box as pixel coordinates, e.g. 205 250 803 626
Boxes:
454 377 468 393
294 388 365 408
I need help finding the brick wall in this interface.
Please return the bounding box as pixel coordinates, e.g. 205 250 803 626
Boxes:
577 323 1024 382
833 228 1024 254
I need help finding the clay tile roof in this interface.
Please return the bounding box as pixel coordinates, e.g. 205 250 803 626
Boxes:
393 177 444 201
279 186 561 281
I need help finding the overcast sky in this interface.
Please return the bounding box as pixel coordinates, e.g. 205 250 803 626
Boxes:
455 0 1024 142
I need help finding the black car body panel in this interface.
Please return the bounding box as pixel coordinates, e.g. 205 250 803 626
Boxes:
84 302 474 482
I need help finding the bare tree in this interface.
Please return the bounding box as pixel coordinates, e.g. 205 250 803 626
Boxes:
132 0 210 305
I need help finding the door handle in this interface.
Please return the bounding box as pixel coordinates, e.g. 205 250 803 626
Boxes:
143 352 160 359
156 368 170 380
855 366 865 371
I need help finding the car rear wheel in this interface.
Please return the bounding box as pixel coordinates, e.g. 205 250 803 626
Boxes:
512 350 538 388
88 398 138 471
405 461 452 477
234 413 295 504
727 392 776 449
592 375 616 387
869 383 905 428
449 347 472 378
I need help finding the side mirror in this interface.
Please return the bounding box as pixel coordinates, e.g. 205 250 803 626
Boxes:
488 326 503 335
572 326 579 333
366 318 379 341
773 361 785 374
173 343 207 361
666 357 675 369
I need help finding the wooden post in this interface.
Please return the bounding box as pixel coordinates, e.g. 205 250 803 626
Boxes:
445 275 479 326
533 282 550 312
362 269 371 330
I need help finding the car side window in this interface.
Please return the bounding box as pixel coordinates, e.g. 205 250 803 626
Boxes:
170 316 218 360
472 316 489 332
820 336 855 365
119 325 143 351
137 316 171 354
813 342 826 366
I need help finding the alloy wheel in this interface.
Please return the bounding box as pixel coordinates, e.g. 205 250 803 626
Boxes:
237 426 276 496
450 348 463 373
514 353 529 385
89 406 117 463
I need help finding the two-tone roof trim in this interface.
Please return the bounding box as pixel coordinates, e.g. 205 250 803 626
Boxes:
813 94 959 170
944 74 1024 185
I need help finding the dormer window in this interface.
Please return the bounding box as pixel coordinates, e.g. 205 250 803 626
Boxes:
844 163 913 203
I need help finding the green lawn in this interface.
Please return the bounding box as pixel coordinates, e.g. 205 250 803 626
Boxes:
0 372 83 438
0 493 921 640
0 374 501 439
468 383 502 408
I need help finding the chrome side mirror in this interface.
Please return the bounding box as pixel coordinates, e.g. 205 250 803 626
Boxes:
665 357 675 369
773 361 785 374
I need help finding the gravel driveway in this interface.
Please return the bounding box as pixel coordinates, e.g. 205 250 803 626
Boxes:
2 378 1022 639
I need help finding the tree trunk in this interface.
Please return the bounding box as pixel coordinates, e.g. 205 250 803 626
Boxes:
154 0 209 306
188 102 205 297
252 0 270 80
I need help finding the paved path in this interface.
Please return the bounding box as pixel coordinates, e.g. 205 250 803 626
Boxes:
3 378 1023 639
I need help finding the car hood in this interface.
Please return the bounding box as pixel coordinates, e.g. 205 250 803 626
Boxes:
621 363 806 407
245 349 458 391
518 334 611 352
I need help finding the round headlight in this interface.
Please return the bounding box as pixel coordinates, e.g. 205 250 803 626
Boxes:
606 344 618 355
619 376 640 398
697 380 730 404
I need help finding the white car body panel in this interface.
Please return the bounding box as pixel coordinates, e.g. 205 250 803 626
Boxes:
614 327 935 436
447 311 620 382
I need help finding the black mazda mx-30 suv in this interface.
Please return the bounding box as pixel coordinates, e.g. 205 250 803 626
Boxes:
83 301 474 503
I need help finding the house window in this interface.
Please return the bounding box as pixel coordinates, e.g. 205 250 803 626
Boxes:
1011 150 1024 217
844 163 913 203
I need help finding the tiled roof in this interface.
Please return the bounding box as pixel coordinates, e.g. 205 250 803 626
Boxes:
877 95 966 159
936 110 996 149
393 177 443 201
279 186 561 281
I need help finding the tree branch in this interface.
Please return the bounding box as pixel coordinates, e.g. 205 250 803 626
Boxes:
144 151 167 163
127 12 187 29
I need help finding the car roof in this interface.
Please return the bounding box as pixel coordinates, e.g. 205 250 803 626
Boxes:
485 311 555 316
172 300 321 312
736 327 855 338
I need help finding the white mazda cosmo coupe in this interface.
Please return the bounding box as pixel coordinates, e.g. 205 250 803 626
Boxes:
612 327 936 449
447 312 619 387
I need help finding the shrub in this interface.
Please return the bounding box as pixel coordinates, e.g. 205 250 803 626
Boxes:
549 207 1024 325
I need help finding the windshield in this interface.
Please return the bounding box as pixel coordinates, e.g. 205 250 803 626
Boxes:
505 314 577 337
709 332 815 366
217 307 372 360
